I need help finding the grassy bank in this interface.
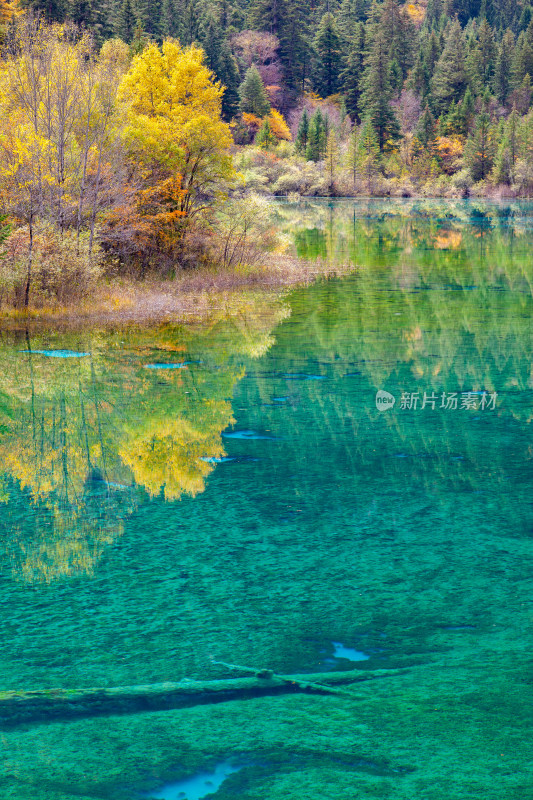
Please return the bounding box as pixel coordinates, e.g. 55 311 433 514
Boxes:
0 252 357 326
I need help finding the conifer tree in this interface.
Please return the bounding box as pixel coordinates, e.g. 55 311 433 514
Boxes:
295 109 309 154
416 105 436 148
425 0 443 28
512 22 533 87
360 30 400 151
465 94 496 180
325 129 339 194
430 20 468 115
338 0 365 41
345 128 358 188
341 23 365 122
239 65 271 116
70 0 93 27
218 42 241 121
161 0 183 39
379 0 415 78
306 109 324 161
409 53 430 99
115 0 135 42
513 73 533 114
135 0 161 39
256 117 274 148
313 13 343 97
494 30 515 105
467 17 495 92
248 0 307 96
492 105 519 183
18 0 67 21
356 115 380 191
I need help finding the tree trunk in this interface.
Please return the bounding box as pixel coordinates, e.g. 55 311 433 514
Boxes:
24 213 33 308
0 668 404 726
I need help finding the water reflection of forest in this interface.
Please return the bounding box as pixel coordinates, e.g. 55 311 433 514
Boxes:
0 295 289 582
1 202 532 583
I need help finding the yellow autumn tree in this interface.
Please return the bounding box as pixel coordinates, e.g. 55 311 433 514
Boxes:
268 109 291 141
118 40 235 226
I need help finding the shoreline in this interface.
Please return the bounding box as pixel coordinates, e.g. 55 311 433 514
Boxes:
2 194 530 329
0 255 355 329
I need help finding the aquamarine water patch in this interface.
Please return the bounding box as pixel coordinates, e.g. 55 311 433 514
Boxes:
142 760 244 800
19 349 90 358
222 429 277 440
282 373 326 380
200 457 235 464
332 641 371 662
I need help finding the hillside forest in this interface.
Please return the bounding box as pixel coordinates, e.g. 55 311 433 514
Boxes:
1 0 533 308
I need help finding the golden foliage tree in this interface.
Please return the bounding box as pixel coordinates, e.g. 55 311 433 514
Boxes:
118 41 235 225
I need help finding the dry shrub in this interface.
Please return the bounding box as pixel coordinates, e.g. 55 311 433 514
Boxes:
206 196 279 270
0 224 103 309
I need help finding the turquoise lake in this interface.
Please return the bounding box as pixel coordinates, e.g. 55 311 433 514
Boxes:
0 199 532 799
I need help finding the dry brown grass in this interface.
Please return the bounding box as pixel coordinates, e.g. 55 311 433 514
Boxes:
0 255 358 328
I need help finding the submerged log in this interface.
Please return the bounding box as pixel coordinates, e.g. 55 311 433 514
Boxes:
0 667 404 726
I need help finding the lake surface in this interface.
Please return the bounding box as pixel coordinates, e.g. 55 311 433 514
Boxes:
0 199 532 800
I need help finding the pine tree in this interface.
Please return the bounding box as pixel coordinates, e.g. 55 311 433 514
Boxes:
239 65 271 117
518 3 533 33
248 0 307 96
345 128 358 188
356 116 380 191
430 19 468 115
416 105 436 148
313 13 343 98
492 105 519 183
512 73 533 114
360 30 400 151
325 129 339 194
161 0 183 39
492 0 517 30
409 53 430 99
459 86 476 134
424 30 442 75
494 30 515 105
295 109 309 154
248 0 286 36
115 0 135 41
379 0 416 78
18 0 67 21
70 0 93 26
180 0 204 46
466 17 495 92
282 0 312 96
320 112 329 154
388 57 402 97
218 41 241 121
425 0 443 28
135 0 161 39
256 118 275 148
512 23 533 87
465 95 495 181
338 0 365 41
306 109 324 161
341 23 365 122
